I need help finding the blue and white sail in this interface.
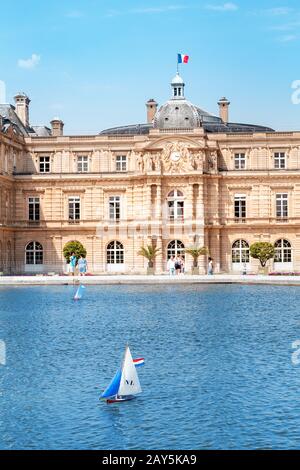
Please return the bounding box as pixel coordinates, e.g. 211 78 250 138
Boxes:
101 345 142 400
74 285 86 300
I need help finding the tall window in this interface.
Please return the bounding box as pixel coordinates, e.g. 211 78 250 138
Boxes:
107 241 124 264
167 190 184 220
274 239 292 263
68 196 80 223
167 240 185 259
39 156 50 173
109 196 121 221
28 197 40 221
116 155 127 172
276 193 288 219
77 156 88 173
25 241 43 265
274 152 286 169
232 240 250 264
234 153 246 169
234 195 246 221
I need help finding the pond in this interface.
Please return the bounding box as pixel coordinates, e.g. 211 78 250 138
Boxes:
0 284 300 450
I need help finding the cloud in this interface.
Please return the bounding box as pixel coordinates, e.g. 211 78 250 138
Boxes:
18 53 41 69
264 7 293 16
65 10 83 18
278 34 297 42
205 2 238 11
131 5 186 14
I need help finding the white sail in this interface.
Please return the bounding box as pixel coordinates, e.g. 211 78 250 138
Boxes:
118 345 142 396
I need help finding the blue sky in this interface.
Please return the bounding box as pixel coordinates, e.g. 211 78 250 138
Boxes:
1 0 300 133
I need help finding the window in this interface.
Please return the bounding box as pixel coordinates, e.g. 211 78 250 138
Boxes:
68 196 80 223
116 155 127 172
274 152 286 169
25 241 43 265
109 196 121 221
234 153 246 169
167 190 184 220
232 240 250 264
276 193 288 219
107 241 124 264
39 156 50 173
274 239 292 263
77 156 88 173
167 240 185 259
234 195 246 221
28 197 40 221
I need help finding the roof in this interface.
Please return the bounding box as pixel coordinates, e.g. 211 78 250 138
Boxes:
0 104 51 137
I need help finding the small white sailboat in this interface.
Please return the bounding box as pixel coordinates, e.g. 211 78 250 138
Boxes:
100 345 142 404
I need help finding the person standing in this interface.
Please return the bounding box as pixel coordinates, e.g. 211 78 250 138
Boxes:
78 255 88 276
167 256 176 276
175 255 181 275
69 252 77 276
208 257 214 275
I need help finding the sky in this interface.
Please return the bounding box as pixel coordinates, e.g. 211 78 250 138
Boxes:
1 0 300 134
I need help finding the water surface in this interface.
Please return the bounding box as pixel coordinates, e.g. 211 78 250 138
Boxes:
0 284 300 449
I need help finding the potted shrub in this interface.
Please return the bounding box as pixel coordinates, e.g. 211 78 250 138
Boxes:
250 242 275 274
138 245 161 275
63 240 87 274
184 246 208 275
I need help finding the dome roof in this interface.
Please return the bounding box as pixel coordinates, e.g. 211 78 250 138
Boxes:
171 73 184 85
154 99 222 130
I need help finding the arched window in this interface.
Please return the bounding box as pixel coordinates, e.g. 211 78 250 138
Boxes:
167 190 184 220
232 240 249 264
274 239 292 263
25 241 43 265
167 240 185 259
107 241 124 264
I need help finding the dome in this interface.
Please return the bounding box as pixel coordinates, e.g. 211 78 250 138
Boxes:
154 72 222 130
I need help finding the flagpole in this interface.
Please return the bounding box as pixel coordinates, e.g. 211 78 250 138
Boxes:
177 53 179 74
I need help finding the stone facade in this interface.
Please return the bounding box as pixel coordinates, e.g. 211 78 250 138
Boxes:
1 76 300 274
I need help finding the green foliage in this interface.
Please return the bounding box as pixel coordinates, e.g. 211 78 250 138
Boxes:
184 246 208 267
138 245 161 268
63 240 87 264
250 242 275 267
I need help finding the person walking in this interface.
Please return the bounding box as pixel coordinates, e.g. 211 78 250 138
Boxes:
208 257 214 275
180 256 185 275
167 256 176 276
69 252 77 276
78 255 88 276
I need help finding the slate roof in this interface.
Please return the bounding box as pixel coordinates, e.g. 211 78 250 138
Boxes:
0 104 51 137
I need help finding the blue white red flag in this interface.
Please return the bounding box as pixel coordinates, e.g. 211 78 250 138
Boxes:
133 358 145 367
178 53 189 64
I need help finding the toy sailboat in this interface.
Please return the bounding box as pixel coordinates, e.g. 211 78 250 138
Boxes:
101 345 143 404
74 285 85 300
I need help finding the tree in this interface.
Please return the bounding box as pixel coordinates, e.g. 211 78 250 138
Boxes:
250 242 275 268
138 245 161 268
63 240 87 264
184 246 208 268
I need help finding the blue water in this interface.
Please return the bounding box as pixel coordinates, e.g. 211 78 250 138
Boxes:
1 284 300 450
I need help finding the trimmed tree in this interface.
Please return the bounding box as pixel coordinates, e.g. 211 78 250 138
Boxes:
184 246 208 268
63 240 87 264
138 245 161 269
250 242 275 268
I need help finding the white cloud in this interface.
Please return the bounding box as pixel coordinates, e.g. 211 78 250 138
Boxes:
131 5 186 14
65 11 83 18
278 34 297 42
264 7 293 16
18 53 41 69
205 2 238 11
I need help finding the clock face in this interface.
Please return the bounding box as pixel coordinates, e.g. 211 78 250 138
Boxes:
170 151 181 162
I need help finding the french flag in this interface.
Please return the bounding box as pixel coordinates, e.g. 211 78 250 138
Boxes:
134 358 145 367
178 53 189 64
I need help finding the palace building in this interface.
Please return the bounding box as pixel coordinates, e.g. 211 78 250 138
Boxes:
0 74 299 274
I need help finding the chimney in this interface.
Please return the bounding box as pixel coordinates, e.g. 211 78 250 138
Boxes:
14 93 30 127
50 117 64 136
218 97 230 124
146 99 158 123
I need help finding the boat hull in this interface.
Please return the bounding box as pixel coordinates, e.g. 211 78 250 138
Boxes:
106 395 136 404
